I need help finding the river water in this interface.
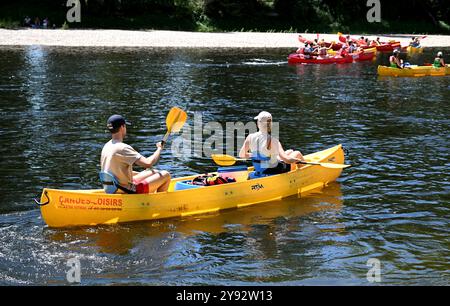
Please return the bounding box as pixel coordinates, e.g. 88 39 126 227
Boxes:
0 46 448 285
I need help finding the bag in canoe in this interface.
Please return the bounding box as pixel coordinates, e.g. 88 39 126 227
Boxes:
191 174 236 186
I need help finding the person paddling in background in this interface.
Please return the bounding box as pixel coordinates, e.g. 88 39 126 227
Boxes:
409 37 421 48
337 44 348 57
347 41 357 54
101 114 171 194
432 52 446 67
317 41 329 59
390 49 403 68
303 43 313 59
239 111 306 175
370 37 382 47
296 43 307 54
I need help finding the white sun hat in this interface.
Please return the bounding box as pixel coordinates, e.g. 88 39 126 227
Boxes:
254 111 272 121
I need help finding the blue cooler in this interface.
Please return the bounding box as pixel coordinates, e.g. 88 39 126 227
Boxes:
174 180 202 191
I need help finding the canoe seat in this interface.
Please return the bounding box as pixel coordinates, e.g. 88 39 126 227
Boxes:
99 172 119 194
248 154 273 180
99 171 136 194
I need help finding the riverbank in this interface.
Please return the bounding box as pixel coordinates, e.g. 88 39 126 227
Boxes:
1 29 450 48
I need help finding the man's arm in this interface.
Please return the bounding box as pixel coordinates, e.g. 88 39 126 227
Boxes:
135 142 163 168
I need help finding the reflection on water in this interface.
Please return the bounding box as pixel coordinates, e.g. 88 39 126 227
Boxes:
0 46 449 285
50 183 343 256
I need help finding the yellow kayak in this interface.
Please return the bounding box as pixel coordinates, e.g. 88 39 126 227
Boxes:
377 65 450 77
406 46 424 54
37 144 347 228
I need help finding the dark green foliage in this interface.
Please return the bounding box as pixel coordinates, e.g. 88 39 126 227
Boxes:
203 0 268 18
0 0 448 33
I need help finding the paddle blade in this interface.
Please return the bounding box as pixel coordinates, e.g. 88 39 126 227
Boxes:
211 154 237 166
166 107 187 133
317 162 351 169
299 159 351 169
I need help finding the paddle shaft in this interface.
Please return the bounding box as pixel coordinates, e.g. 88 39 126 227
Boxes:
293 158 341 167
161 131 170 146
212 154 349 169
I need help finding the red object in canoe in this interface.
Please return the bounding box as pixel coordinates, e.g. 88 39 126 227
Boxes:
370 42 401 52
326 42 343 51
288 54 353 64
298 35 313 44
351 51 375 62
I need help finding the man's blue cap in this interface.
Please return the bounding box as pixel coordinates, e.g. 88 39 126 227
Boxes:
106 114 131 131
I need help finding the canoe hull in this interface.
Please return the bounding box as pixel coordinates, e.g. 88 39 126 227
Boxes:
353 51 376 62
376 42 401 52
406 46 424 54
38 145 346 228
288 54 353 64
377 65 450 77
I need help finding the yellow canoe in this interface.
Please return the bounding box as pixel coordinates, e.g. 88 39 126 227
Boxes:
377 65 450 77
37 144 347 228
406 46 424 54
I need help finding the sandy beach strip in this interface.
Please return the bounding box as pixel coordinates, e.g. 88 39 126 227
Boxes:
0 29 449 48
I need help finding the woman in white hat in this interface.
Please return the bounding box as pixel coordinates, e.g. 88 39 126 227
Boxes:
239 111 306 175
433 51 446 68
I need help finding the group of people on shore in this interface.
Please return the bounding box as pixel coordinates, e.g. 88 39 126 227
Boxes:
23 16 55 29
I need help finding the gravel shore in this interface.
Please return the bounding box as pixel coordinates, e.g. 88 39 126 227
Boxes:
1 29 449 48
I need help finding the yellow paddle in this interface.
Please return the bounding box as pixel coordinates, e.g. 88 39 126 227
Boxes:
210 155 249 167
161 107 187 146
211 154 351 169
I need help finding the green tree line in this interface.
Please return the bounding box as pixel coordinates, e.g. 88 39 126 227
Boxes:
1 0 449 33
